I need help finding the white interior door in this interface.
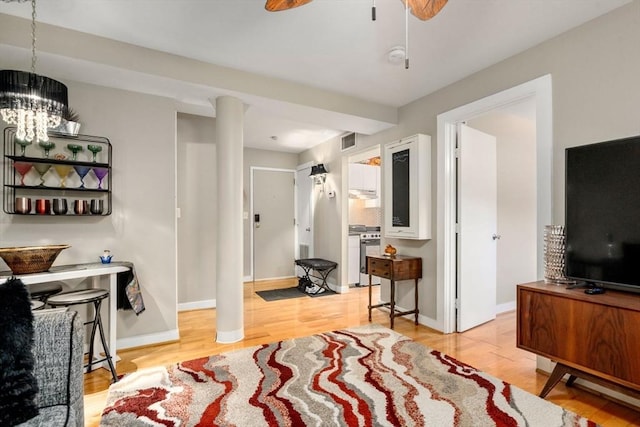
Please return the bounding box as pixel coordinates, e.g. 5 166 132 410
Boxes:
253 169 295 280
457 123 498 332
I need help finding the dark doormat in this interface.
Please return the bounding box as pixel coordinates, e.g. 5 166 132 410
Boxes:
256 287 308 302
256 287 336 301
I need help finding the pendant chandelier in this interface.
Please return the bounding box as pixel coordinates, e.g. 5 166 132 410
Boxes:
0 0 68 143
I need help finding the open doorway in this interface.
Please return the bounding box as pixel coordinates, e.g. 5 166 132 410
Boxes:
436 75 552 333
347 147 382 287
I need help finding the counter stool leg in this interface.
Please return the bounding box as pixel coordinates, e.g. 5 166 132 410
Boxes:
96 308 118 382
86 300 101 373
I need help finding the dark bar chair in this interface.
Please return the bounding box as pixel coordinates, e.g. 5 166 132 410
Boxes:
27 281 63 303
47 288 118 383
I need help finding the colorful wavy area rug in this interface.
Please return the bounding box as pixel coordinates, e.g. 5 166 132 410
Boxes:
100 325 597 426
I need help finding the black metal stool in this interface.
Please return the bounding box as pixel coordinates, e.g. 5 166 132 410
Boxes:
26 281 63 303
47 288 118 383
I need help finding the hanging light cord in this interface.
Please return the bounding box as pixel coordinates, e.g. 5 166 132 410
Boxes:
371 0 376 21
31 0 37 73
405 0 409 69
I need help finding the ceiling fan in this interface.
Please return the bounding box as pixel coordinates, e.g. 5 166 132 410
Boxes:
265 0 448 21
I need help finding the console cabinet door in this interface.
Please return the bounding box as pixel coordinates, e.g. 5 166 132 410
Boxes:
518 286 640 388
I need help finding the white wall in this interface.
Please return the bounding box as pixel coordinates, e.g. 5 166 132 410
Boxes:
177 113 216 308
467 100 538 306
301 1 640 325
175 115 300 301
0 80 178 345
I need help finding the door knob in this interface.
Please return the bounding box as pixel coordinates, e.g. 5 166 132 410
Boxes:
492 234 501 240
305 227 311 231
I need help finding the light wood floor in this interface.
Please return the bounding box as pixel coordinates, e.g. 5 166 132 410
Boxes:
84 278 640 426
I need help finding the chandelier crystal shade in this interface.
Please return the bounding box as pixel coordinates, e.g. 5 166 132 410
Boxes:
0 0 69 143
0 70 68 142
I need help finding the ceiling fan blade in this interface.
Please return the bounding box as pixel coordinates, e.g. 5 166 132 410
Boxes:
265 0 313 12
404 0 448 21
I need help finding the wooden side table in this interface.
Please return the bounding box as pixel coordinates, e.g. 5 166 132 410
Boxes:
367 254 422 329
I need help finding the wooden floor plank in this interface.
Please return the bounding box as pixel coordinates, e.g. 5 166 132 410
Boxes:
83 278 639 426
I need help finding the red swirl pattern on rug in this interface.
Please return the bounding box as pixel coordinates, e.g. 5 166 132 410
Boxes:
101 325 598 426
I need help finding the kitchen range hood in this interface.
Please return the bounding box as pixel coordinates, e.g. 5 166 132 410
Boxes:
349 189 378 199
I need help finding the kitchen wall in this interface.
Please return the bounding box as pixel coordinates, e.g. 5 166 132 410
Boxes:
301 1 640 327
348 199 381 226
0 80 179 346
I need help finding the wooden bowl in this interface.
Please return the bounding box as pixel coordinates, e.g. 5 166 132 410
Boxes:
0 245 70 274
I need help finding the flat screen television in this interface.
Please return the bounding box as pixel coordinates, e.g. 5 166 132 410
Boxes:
565 135 640 292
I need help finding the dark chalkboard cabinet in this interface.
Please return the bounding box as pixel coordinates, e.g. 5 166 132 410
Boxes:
383 134 430 239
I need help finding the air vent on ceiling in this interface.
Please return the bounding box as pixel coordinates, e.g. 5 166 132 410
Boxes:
341 132 357 151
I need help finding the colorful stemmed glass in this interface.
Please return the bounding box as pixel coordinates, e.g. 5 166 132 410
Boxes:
87 144 102 162
66 144 84 161
13 162 32 186
74 166 91 188
93 167 109 190
15 139 32 156
53 164 73 188
39 141 56 158
33 164 52 186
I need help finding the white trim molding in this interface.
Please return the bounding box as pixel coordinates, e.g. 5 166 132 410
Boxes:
118 329 180 351
436 75 553 333
178 299 217 312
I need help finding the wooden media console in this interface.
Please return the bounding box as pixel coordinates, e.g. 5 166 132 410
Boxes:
517 281 640 400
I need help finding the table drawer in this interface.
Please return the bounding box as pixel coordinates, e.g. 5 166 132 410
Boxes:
368 258 391 277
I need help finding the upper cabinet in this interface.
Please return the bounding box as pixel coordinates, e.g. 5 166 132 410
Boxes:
349 163 379 198
383 134 431 240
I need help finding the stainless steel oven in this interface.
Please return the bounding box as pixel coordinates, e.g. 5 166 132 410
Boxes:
359 231 381 285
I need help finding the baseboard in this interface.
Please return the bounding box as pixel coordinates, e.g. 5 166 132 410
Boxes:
496 300 516 314
328 280 349 294
117 328 180 351
178 299 216 311
243 275 252 282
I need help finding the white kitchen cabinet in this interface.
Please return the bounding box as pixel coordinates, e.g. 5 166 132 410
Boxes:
349 163 378 197
383 134 431 240
348 234 360 285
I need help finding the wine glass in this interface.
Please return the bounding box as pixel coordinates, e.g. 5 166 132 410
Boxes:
38 141 56 158
87 144 102 162
53 164 73 188
33 163 52 186
15 139 32 156
74 166 91 188
13 161 32 186
66 144 84 161
92 167 109 190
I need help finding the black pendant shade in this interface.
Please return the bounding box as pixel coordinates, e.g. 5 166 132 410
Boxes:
0 69 68 142
0 70 68 116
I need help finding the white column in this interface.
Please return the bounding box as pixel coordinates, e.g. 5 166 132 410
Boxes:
213 96 244 343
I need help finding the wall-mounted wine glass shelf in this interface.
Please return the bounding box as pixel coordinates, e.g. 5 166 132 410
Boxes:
3 127 112 216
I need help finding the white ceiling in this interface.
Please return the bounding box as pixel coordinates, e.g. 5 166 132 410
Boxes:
0 0 631 152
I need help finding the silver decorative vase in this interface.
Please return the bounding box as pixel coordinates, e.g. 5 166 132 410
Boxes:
53 120 81 136
544 225 575 284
